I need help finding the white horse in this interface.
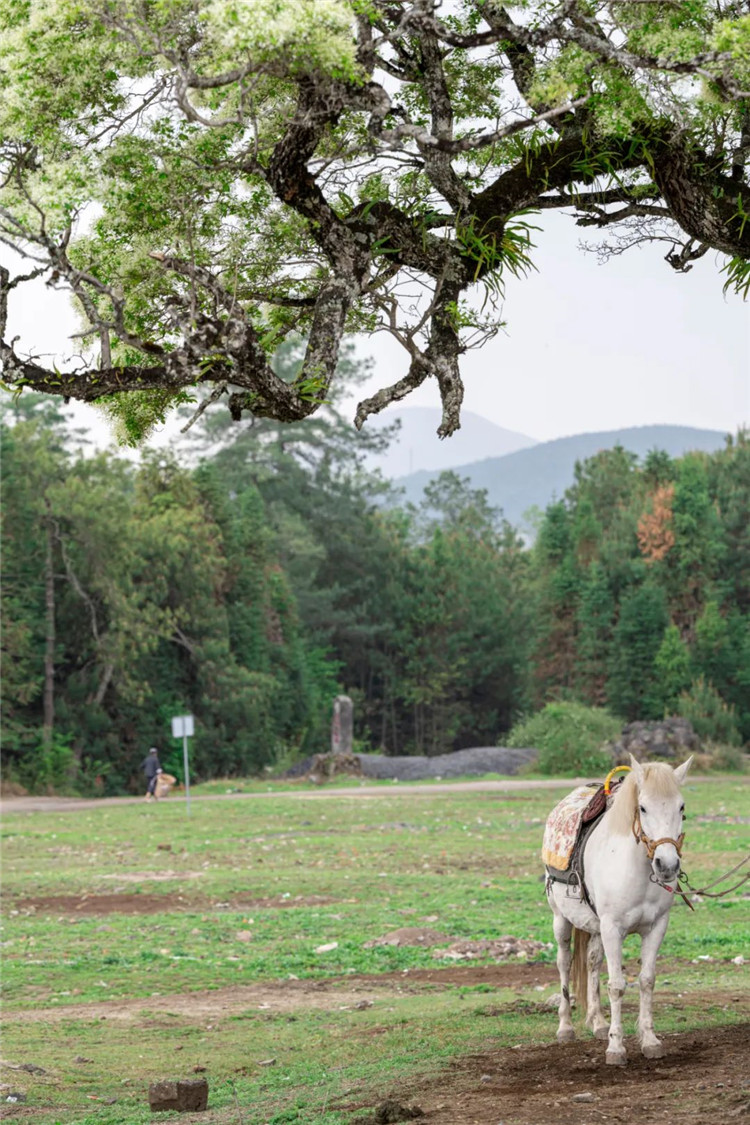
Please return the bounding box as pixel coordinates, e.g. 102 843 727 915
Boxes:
546 754 692 1065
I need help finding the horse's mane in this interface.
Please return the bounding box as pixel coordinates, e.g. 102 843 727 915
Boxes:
608 762 682 836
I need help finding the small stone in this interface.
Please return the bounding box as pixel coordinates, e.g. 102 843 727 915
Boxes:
372 1100 424 1123
148 1078 208 1113
572 1092 595 1103
4 1093 26 1104
74 1056 94 1064
480 1074 492 1083
257 1058 276 1067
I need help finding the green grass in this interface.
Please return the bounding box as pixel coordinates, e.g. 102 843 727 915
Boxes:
2 777 748 1123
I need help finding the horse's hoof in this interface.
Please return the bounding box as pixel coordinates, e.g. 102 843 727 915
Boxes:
557 1029 576 1043
641 1043 664 1059
594 1026 609 1041
605 1050 627 1066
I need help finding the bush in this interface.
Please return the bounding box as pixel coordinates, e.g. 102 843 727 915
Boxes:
677 677 742 747
16 734 76 794
703 741 747 773
507 701 620 776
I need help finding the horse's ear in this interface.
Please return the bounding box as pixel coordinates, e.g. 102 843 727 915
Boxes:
628 753 644 785
673 756 694 785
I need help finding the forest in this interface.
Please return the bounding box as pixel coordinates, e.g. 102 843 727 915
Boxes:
2 368 749 795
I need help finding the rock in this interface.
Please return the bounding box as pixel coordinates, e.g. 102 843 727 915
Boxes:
148 1078 208 1113
432 936 549 961
609 718 700 763
372 1100 424 1124
572 1092 595 1103
4 1092 26 1104
364 928 453 949
74 1056 94 1063
286 746 537 781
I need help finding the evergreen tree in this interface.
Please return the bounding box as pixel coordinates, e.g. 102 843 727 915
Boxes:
607 584 669 720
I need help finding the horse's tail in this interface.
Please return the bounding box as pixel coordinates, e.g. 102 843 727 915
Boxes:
571 927 589 1007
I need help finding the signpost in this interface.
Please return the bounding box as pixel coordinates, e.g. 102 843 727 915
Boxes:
171 714 194 814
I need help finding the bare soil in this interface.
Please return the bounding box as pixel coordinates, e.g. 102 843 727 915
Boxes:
349 1022 750 1125
7 892 337 916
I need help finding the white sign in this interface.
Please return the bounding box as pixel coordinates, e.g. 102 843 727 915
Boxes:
171 714 194 738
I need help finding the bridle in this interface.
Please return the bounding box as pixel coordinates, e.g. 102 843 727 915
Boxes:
607 763 748 909
605 764 686 861
631 797 692 909
631 805 685 861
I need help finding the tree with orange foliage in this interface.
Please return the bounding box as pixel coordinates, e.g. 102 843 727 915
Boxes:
638 484 675 564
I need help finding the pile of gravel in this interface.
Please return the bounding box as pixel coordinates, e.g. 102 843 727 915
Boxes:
356 747 537 780
285 746 537 781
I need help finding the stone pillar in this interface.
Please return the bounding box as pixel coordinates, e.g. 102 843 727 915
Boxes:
331 695 353 755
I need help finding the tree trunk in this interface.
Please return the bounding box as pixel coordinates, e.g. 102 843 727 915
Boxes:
42 510 55 750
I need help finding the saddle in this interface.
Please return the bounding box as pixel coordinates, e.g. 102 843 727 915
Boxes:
542 776 625 911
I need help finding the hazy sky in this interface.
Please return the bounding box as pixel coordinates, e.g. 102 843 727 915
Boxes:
4 210 749 448
349 212 750 444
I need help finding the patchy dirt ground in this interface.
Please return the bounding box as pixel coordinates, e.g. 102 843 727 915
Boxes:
348 1022 750 1125
3 963 748 1122
4 984 748 1123
3 963 559 1024
7 891 338 916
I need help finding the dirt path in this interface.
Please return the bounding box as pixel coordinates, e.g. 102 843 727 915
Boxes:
0 776 725 815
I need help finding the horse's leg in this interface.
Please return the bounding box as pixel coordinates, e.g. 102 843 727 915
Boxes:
584 933 609 1040
638 914 670 1059
552 908 576 1043
600 917 627 1065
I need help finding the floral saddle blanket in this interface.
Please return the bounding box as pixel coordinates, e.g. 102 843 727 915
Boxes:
541 783 608 871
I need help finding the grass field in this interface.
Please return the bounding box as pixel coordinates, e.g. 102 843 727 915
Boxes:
1 775 748 1124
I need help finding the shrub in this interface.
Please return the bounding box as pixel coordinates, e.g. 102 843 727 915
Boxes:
506 701 620 776
703 741 746 773
677 677 742 747
16 734 76 794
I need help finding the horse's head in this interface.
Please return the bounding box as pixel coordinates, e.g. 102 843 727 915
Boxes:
629 754 693 882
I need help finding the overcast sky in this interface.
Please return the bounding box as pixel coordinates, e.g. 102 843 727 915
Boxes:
349 212 749 444
4 210 749 448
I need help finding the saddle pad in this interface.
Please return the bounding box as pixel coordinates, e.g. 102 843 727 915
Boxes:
541 784 600 870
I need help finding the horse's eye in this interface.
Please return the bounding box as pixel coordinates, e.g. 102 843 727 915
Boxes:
639 805 646 814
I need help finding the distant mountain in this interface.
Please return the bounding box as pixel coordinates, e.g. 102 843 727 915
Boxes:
364 406 537 478
393 425 732 530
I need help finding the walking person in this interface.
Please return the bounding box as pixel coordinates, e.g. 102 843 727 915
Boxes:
141 747 162 802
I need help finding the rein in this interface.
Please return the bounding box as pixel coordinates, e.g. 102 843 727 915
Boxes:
631 806 750 909
678 855 750 900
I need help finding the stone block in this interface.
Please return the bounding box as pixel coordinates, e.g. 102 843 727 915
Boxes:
148 1078 208 1112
